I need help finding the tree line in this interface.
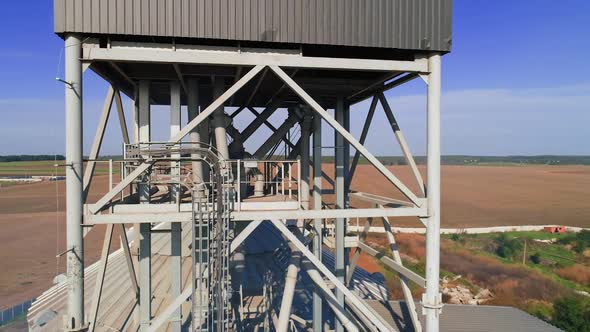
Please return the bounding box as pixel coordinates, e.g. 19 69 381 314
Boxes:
0 155 65 162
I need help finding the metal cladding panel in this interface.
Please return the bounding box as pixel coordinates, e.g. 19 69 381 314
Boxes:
54 0 452 52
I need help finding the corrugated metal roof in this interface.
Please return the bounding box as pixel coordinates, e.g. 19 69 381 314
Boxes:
54 0 452 52
367 300 563 332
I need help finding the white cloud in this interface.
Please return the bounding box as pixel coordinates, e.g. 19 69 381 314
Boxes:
0 84 588 156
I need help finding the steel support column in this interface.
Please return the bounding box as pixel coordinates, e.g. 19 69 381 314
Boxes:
138 80 152 330
64 33 85 331
312 114 323 332
343 104 350 208
424 53 442 332
334 97 346 332
299 114 312 210
169 81 182 332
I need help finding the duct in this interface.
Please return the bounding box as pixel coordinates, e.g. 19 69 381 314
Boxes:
212 77 230 159
276 248 302 332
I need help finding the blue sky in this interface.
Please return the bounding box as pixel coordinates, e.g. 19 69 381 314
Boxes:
0 1 588 156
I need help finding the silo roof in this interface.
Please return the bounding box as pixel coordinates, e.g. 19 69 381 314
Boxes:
54 0 452 53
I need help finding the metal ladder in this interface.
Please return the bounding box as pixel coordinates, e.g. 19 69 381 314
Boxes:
192 162 234 332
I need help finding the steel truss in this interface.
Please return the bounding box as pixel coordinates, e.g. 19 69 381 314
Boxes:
63 37 442 332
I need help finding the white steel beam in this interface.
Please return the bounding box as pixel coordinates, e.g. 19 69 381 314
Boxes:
346 95 378 191
89 162 153 214
65 34 85 331
230 220 262 252
114 90 130 144
269 65 422 207
247 106 296 150
381 212 422 332
303 262 360 332
241 99 282 141
170 65 264 143
346 217 372 284
88 224 114 332
83 86 115 198
118 224 139 297
83 45 428 73
350 191 413 208
172 64 188 94
89 64 257 213
378 93 425 197
269 219 394 331
424 54 443 332
86 206 426 224
357 242 426 288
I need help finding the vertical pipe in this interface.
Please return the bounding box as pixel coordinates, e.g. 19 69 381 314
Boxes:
334 97 346 332
342 103 351 282
211 77 229 159
64 33 85 331
343 104 350 208
299 114 312 210
169 81 182 332
312 114 323 332
109 159 113 211
187 78 205 187
424 53 442 332
276 249 302 332
138 80 152 330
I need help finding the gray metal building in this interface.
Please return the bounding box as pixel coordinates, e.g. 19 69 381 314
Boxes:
54 0 452 52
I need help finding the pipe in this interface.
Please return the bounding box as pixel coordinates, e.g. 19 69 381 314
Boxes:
187 78 206 187
64 33 85 331
212 77 230 159
299 114 312 210
424 53 442 332
276 248 302 332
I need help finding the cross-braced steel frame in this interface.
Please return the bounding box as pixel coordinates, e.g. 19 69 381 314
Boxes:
63 35 442 332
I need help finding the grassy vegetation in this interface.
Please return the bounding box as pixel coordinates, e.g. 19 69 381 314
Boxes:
374 229 590 331
445 231 589 290
552 296 590 332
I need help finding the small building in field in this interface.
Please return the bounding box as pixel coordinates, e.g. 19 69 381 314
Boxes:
544 226 566 234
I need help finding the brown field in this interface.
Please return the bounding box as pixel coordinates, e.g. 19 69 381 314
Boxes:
0 176 120 309
0 164 589 309
344 164 590 228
